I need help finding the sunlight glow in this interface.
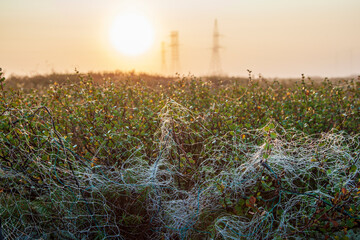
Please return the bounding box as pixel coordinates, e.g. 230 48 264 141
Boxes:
109 13 154 56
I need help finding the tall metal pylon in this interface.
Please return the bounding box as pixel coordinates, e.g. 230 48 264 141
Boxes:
170 31 180 73
161 41 167 74
209 19 223 76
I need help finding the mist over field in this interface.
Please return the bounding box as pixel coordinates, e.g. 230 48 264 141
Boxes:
1 0 359 77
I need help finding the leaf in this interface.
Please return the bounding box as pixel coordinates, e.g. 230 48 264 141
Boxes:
270 132 277 139
235 200 245 214
249 196 256 207
350 165 357 173
217 184 225 193
330 219 339 228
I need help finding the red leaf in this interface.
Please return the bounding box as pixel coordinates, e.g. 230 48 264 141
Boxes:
249 196 256 207
330 219 339 228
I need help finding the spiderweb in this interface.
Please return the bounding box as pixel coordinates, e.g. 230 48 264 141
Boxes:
0 100 359 239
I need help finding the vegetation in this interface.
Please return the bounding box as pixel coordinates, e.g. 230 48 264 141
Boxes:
0 68 359 239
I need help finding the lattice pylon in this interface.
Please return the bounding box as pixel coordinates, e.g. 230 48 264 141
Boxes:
209 19 223 76
170 31 180 73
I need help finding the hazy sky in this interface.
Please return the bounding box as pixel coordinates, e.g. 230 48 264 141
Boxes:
1 0 359 78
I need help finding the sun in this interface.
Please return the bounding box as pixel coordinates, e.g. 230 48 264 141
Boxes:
109 13 154 56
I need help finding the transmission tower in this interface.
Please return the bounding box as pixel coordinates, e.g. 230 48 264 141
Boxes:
209 19 223 76
170 31 180 73
161 41 167 74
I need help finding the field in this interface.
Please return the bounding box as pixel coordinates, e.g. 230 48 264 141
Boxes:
0 69 359 239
